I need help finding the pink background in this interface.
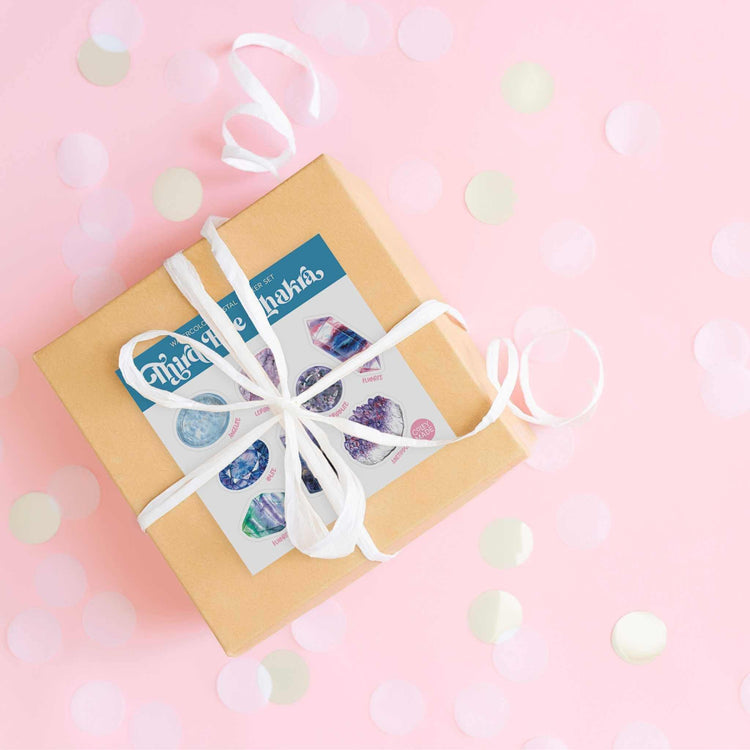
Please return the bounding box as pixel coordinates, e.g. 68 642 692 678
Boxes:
2 0 750 747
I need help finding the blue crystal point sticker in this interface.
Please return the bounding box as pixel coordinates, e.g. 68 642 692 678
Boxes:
242 492 286 538
175 392 230 448
218 440 269 490
295 365 343 413
239 348 280 401
306 316 381 372
344 395 405 465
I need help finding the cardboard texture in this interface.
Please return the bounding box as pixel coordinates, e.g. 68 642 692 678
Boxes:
34 155 533 656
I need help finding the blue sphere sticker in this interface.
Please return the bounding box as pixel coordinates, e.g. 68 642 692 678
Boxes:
219 440 270 490
176 393 230 448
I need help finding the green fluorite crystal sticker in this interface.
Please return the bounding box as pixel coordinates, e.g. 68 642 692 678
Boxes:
242 492 286 539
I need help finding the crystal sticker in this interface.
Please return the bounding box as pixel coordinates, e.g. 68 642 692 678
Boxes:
239 348 279 401
175 392 230 448
242 492 286 538
218 440 269 490
295 365 343 413
306 316 381 372
344 395 405 465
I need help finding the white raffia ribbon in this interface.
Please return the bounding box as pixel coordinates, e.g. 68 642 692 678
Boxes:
119 217 604 562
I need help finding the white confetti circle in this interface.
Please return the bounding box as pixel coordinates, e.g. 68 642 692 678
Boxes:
284 69 338 126
556 493 611 550
712 221 750 279
35 554 88 608
388 159 443 214
7 608 62 663
293 0 347 38
358 0 393 55
79 187 134 242
465 170 516 224
453 683 509 738
700 364 750 418
611 611 666 665
605 101 660 157
128 702 183 749
73 268 126 316
216 657 271 713
370 679 426 735
526 425 575 472
540 221 596 277
56 133 109 189
152 168 203 222
89 0 143 52
398 7 453 62
479 518 533 569
492 627 549 682
262 650 310 704
694 319 750 371
501 62 555 113
83 591 136 646
514 307 570 363
524 737 568 750
9 492 61 544
613 720 670 749
47 465 101 520
468 590 523 644
71 681 125 736
62 227 116 273
0 347 19 397
164 50 219 104
740 673 750 713
291 600 346 652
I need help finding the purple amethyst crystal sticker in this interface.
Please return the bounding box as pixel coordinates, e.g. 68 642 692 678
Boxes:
175 392 230 448
242 492 286 539
344 395 405 466
306 316 381 373
295 365 343 413
218 440 269 490
279 433 323 494
239 348 279 401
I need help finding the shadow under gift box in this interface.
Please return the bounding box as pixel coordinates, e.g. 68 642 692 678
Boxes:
34 154 533 656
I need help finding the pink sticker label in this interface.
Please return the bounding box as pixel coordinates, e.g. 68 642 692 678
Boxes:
410 418 436 440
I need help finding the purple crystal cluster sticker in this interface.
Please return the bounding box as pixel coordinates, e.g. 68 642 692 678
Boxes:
295 365 343 413
306 316 381 373
175 392 230 448
239 348 279 401
218 440 269 490
242 492 286 539
344 395 405 465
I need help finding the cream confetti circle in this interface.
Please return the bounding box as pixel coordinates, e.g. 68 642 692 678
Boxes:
611 611 667 664
261 649 309 704
152 168 203 222
479 518 533 569
464 171 516 224
9 492 61 544
501 62 555 113
77 38 130 87
468 590 523 644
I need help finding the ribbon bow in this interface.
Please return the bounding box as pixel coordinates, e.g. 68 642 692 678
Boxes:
119 217 603 562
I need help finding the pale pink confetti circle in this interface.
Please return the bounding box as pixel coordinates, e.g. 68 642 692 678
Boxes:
284 69 339 126
216 657 272 713
291 599 346 652
6 608 62 663
337 4 370 54
388 159 443 214
524 737 568 750
712 222 750 279
35 553 88 607
526 425 575 472
556 493 611 550
128 702 183 749
514 307 570 363
56 133 109 189
47 465 101 520
605 101 660 157
700 364 750 418
83 591 136 646
164 50 219 104
492 627 549 682
0 347 19 397
73 268 126 316
71 680 125 736
62 227 116 273
613 720 670 749
540 221 596 277
694 319 750 371
89 0 143 52
453 683 509 738
357 0 393 55
79 187 134 242
740 673 750 712
370 679 426 735
398 7 453 62
293 0 347 39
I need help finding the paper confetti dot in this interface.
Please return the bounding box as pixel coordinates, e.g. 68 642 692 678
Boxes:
694 320 750 371
284 69 338 126
35 554 88 608
56 133 109 189
83 591 136 646
514 307 570 363
73 268 126 316
700 364 750 418
6 608 62 663
468 590 523 644
9 492 61 544
613 721 670 749
89 0 143 52
501 62 555 113
336 4 370 54
216 657 272 713
388 159 443 214
540 221 596 277
740 674 750 713
556 493 611 550
453 683 509 738
293 0 347 38
128 702 183 749
291 600 346 652
493 627 549 682
370 679 426 735
465 171 516 224
164 50 219 104
0 347 19 397
479 518 533 569
526 425 575 472
398 7 453 62
47 465 101 520
77 38 130 87
605 101 660 157
152 168 203 222
261 650 309 704
358 0 393 55
79 187 134 242
61 227 116 273
611 611 667 665
712 221 750 279
523 737 568 750
71 681 125 736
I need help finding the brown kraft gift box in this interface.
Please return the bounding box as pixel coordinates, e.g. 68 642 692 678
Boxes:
34 154 533 656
